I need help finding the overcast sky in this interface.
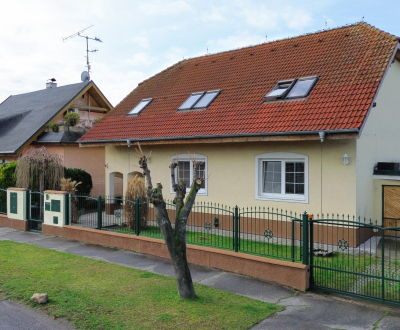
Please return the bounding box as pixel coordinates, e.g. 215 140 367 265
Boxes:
1 0 400 106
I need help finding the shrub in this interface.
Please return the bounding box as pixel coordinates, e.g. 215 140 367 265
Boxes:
93 117 102 126
64 168 92 195
60 177 81 223
65 112 80 127
45 122 59 132
0 162 17 188
51 123 60 132
124 173 148 230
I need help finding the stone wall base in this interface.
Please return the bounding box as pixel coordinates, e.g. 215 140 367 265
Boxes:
43 224 309 290
0 214 28 231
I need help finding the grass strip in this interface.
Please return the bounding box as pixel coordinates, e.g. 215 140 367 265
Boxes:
0 241 281 330
110 226 302 262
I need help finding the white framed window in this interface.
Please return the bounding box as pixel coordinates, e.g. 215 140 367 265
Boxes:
255 152 308 203
170 154 207 196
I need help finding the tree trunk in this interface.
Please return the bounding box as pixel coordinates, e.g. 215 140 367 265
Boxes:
137 144 203 299
170 244 195 298
151 187 196 299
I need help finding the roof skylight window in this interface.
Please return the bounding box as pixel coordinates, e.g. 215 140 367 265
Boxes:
264 76 318 102
128 98 153 115
193 90 220 109
286 77 318 99
264 80 295 101
179 92 204 110
179 90 221 110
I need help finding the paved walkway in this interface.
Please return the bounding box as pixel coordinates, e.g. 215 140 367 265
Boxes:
1 226 400 329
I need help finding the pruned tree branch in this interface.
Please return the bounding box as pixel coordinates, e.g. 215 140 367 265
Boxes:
136 143 153 193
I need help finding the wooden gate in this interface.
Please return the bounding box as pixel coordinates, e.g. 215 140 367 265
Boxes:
383 185 400 236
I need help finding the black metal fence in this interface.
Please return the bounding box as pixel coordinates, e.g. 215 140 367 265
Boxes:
0 188 6 214
66 195 400 306
68 195 304 262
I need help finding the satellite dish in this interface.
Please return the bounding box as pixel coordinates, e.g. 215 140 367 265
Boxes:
81 71 90 82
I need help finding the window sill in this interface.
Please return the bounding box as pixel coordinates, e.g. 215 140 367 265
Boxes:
373 175 400 181
256 194 308 203
170 189 208 196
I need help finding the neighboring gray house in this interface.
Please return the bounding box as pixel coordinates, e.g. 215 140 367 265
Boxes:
0 80 112 195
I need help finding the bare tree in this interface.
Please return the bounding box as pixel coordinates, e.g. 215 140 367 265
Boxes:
136 143 205 299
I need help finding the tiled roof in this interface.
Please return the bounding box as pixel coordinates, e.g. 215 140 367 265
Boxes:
80 23 398 143
0 82 90 153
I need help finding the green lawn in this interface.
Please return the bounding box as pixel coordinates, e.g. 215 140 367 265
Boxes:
0 241 281 330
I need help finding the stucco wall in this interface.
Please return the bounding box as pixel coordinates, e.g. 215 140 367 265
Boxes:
105 139 357 216
357 57 400 221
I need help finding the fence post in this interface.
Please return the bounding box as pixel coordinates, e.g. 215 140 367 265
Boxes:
97 195 102 230
309 215 314 285
135 196 140 236
25 189 30 221
302 211 309 265
64 193 70 226
291 220 295 261
234 205 239 252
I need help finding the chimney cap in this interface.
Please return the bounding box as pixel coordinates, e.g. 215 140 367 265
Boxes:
46 79 57 89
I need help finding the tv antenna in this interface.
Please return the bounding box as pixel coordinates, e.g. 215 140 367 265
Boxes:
63 25 102 81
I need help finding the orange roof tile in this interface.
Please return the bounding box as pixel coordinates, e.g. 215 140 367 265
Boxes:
80 22 398 143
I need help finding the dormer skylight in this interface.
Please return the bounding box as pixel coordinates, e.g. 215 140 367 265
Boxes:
179 92 204 110
264 76 318 102
179 90 221 110
286 77 318 99
264 80 295 101
128 98 153 115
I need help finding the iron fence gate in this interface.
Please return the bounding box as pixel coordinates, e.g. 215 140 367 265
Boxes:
0 188 6 214
29 191 44 232
309 218 400 306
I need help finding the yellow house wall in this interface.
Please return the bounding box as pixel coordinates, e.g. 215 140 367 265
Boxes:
357 58 400 222
105 139 356 216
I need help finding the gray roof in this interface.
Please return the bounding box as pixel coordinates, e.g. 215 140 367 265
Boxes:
0 82 90 154
36 131 86 144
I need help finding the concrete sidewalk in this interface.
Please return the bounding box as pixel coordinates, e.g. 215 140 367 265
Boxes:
0 227 400 330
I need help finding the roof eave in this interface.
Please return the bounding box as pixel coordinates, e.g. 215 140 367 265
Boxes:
79 128 360 145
